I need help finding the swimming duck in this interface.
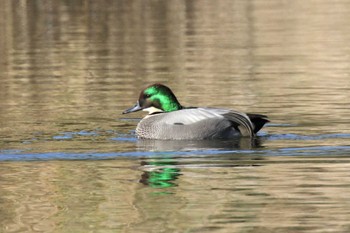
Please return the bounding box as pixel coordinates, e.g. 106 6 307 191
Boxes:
123 84 269 140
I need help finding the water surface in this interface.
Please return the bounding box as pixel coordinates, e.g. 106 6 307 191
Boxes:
1 1 350 232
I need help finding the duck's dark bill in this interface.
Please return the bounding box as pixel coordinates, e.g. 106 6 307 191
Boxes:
123 102 142 114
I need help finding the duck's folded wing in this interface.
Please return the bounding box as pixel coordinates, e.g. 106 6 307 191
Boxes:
162 108 255 137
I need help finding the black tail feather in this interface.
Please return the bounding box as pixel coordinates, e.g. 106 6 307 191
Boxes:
247 113 269 134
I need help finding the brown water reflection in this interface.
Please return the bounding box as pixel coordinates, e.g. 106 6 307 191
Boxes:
2 158 350 232
1 0 350 232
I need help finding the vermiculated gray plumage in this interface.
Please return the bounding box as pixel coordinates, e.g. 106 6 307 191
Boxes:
136 108 264 140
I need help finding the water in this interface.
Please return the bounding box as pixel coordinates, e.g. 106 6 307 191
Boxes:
1 1 350 232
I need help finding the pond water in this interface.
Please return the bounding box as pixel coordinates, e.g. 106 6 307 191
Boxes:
1 1 350 232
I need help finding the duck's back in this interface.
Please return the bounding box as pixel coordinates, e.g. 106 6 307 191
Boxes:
136 108 256 140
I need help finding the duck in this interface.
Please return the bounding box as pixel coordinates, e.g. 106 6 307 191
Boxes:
122 84 269 140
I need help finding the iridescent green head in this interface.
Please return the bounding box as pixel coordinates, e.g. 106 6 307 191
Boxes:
123 84 183 114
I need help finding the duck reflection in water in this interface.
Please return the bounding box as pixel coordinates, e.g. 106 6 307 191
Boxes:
136 137 264 151
137 137 265 191
139 158 181 190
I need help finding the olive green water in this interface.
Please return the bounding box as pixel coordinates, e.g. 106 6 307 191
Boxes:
1 1 350 232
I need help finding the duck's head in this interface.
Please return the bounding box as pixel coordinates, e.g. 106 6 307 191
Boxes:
123 84 183 114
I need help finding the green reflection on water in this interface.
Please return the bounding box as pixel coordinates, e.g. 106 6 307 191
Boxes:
140 159 181 190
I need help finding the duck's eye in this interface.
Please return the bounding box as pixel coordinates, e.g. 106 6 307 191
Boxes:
143 93 151 98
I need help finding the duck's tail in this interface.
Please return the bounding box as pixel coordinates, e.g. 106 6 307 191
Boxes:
247 113 269 134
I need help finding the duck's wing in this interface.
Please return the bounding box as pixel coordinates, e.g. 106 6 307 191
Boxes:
162 108 255 137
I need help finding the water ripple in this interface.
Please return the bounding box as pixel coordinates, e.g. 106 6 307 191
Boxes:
268 133 350 140
1 145 350 161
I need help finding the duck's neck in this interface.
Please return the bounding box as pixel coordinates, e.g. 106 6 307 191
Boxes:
156 94 183 112
162 101 182 112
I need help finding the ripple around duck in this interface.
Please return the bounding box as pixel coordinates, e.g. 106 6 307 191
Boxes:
52 130 101 140
267 133 350 141
1 131 350 161
1 145 350 161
